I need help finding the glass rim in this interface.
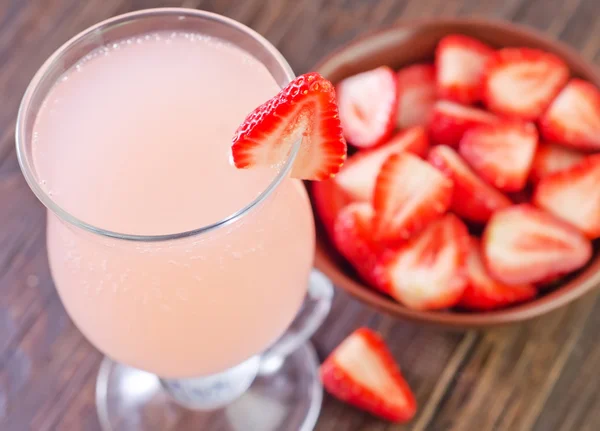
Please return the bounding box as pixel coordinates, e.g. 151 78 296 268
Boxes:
15 7 299 242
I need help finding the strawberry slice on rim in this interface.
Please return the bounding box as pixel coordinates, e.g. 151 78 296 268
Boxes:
459 237 536 311
483 48 569 120
436 34 494 105
231 72 346 180
396 64 437 128
459 121 538 192
334 126 430 202
533 154 600 239
529 142 584 183
372 152 453 242
428 100 498 147
320 327 417 423
377 214 470 310
539 79 600 151
336 66 398 149
428 145 512 223
483 204 592 285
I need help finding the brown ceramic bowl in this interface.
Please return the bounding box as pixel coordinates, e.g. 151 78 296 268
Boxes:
309 18 600 329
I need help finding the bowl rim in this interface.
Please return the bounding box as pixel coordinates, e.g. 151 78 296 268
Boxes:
311 17 600 329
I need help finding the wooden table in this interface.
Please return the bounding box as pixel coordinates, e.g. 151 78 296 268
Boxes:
1 0 599 430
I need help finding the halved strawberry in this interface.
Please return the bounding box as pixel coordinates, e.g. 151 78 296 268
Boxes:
484 48 569 120
372 152 453 242
231 72 346 180
312 179 353 239
539 79 600 151
377 214 469 310
533 155 600 239
436 34 494 105
333 203 384 288
337 66 398 148
428 146 512 223
396 64 437 128
459 237 536 311
334 127 430 202
428 100 498 147
320 327 417 423
459 121 538 192
530 142 584 183
483 204 592 285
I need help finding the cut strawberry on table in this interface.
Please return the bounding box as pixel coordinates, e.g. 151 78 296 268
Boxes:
372 152 453 242
333 203 385 289
483 48 569 120
539 79 600 151
530 142 584 183
320 327 417 423
459 237 536 311
428 100 498 147
337 66 398 148
396 64 437 128
483 204 592 285
459 121 538 192
377 214 469 310
533 155 600 239
334 127 429 202
428 145 512 223
436 34 494 105
231 72 346 180
312 179 353 239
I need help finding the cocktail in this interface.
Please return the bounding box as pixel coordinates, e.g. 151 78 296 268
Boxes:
16 8 345 430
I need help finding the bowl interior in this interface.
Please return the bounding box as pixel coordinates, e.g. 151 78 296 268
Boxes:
310 19 600 328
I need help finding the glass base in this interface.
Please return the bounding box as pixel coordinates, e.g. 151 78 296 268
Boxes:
96 342 323 431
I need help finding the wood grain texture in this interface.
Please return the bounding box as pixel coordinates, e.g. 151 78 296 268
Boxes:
0 0 599 430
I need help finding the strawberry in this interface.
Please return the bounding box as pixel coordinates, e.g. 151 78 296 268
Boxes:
320 327 417 423
337 66 398 148
333 203 384 288
377 214 469 310
428 146 512 223
428 100 498 147
372 152 453 242
459 237 536 311
483 204 592 285
530 142 584 183
231 72 346 180
436 34 494 105
533 155 600 239
539 79 600 151
459 121 538 192
334 127 430 202
483 48 569 120
312 179 353 239
396 64 437 128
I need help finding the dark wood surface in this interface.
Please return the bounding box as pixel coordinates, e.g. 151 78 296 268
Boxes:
1 0 599 430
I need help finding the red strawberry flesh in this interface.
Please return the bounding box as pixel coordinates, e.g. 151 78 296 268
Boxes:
539 79 600 151
436 34 494 104
320 328 417 423
337 66 398 149
396 64 437 128
428 145 512 223
530 142 585 183
483 204 592 285
231 72 346 180
428 100 498 147
534 154 600 239
334 126 429 202
459 121 538 192
373 152 453 242
484 48 569 120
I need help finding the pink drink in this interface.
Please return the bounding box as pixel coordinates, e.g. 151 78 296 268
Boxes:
32 32 315 378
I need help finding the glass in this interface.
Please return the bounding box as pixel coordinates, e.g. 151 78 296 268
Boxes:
16 8 333 431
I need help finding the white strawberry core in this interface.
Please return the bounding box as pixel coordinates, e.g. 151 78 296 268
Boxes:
439 47 486 86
